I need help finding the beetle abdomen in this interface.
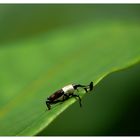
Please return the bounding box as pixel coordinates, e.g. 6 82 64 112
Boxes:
48 89 64 101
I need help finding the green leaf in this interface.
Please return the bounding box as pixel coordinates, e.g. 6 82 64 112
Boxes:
0 20 140 136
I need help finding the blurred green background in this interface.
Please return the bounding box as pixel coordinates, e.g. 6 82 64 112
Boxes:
0 4 140 136
0 4 140 44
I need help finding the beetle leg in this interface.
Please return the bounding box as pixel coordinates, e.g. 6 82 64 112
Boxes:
46 100 65 110
72 94 82 107
89 82 93 91
84 88 88 93
63 93 70 101
46 101 51 110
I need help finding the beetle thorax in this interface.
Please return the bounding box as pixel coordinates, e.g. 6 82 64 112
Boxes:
62 84 74 94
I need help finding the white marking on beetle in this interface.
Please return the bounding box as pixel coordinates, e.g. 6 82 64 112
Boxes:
62 84 74 94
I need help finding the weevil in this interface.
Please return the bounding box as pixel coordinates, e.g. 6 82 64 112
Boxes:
45 82 93 110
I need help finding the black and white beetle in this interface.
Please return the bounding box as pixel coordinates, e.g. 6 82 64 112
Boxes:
46 82 93 110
